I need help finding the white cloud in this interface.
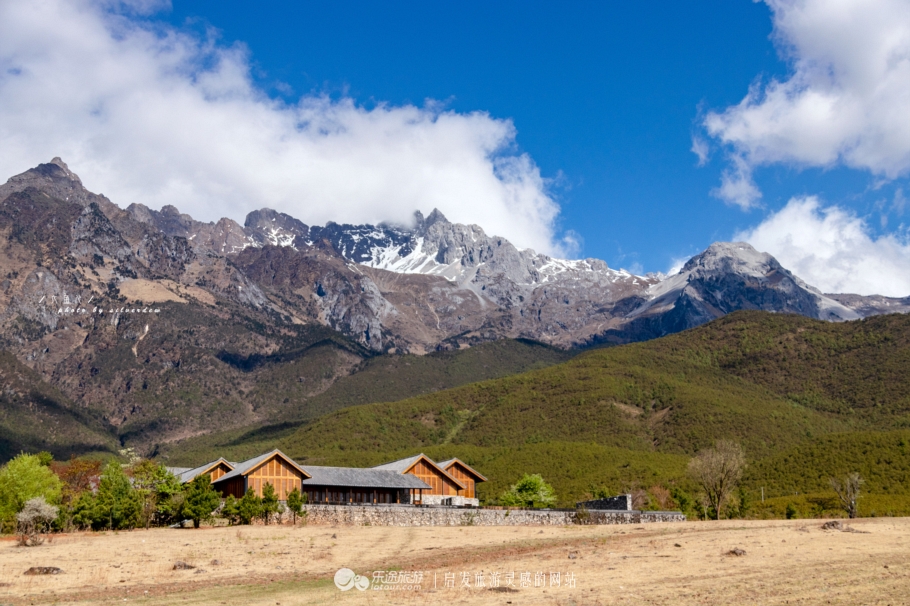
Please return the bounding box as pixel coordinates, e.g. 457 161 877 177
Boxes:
0 0 568 256
690 136 710 167
712 154 762 210
705 0 910 207
734 197 910 297
666 257 688 276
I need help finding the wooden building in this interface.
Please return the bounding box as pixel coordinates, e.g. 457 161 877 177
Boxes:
373 454 466 505
437 458 486 503
167 458 234 484
180 450 486 508
300 466 431 505
211 450 309 500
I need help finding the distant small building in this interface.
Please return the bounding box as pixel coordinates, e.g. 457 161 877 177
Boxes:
167 458 234 484
374 454 481 506
212 450 308 500
576 494 633 511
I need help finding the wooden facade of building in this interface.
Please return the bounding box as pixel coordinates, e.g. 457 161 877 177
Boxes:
439 458 487 499
212 450 309 500
167 458 235 485
405 457 463 498
192 451 484 508
206 461 233 482
372 454 465 504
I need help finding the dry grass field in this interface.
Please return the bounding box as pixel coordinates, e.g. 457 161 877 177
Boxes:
1 518 909 605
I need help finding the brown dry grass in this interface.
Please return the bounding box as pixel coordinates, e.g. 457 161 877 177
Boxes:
1 518 909 605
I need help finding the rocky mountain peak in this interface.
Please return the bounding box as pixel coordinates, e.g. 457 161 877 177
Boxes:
0 157 108 210
682 242 782 277
412 208 449 234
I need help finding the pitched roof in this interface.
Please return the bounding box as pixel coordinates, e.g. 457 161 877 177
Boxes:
437 458 488 482
212 450 310 484
372 453 465 489
167 458 234 484
371 453 424 474
300 466 431 489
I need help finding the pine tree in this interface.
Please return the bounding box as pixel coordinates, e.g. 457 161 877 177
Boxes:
221 495 240 525
286 487 306 525
95 461 142 530
260 483 279 525
238 488 261 525
181 476 221 529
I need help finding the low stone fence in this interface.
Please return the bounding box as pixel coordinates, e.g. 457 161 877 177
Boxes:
302 503 685 527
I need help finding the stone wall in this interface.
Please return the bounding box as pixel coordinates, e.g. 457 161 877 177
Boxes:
577 509 687 525
302 504 684 527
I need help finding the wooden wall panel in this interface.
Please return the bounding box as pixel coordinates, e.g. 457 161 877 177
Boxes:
446 465 476 498
406 459 460 496
217 477 245 499
247 455 303 499
208 462 231 482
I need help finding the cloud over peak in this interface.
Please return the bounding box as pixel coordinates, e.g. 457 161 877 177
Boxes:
0 0 567 256
735 196 910 297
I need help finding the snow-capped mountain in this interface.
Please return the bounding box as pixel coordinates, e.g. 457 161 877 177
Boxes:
3 158 908 358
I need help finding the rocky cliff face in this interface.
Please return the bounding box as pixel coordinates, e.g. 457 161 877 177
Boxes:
1 158 906 449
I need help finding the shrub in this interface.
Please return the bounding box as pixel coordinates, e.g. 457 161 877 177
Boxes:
16 497 58 546
0 454 63 533
499 474 557 508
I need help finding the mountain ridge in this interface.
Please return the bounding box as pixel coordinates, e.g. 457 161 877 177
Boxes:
1 158 908 453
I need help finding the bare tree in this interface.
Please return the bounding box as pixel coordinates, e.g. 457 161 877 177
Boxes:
830 472 863 519
687 440 746 520
16 497 59 546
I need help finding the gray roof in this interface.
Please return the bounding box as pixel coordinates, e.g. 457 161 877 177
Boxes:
213 449 307 484
372 453 465 488
437 458 488 482
301 465 431 490
167 459 232 484
371 453 425 474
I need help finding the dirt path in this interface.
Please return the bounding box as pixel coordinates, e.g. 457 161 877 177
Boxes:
1 518 908 605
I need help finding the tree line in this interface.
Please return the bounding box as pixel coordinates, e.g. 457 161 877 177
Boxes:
0 453 308 543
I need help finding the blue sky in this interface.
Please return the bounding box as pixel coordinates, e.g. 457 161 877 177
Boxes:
164 0 788 272
1 0 908 295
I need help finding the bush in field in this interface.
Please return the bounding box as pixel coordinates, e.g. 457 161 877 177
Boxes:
16 497 58 546
499 474 557 508
0 454 63 533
